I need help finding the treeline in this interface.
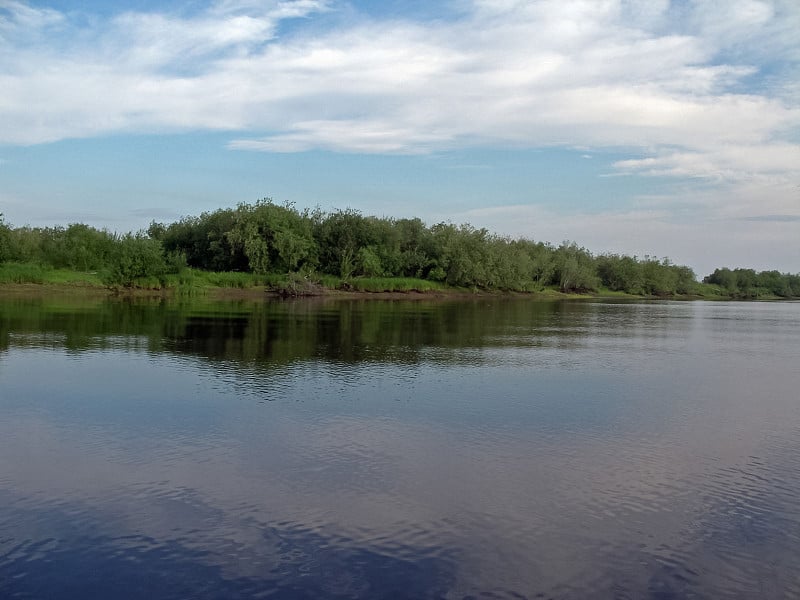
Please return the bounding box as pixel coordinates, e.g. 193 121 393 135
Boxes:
1 200 798 297
0 220 181 287
704 268 800 299
148 200 706 294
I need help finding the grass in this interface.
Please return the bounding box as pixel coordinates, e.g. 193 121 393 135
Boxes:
344 277 447 293
0 262 104 286
189 270 264 289
593 286 639 298
2 262 762 301
202 271 263 288
0 262 47 284
689 282 731 298
158 269 267 295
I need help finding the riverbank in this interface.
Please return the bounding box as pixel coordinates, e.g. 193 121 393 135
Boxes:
0 264 785 301
0 279 724 302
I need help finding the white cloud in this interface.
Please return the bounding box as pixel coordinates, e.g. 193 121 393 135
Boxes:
1 0 796 149
614 142 800 182
0 0 63 32
688 0 774 47
229 118 454 153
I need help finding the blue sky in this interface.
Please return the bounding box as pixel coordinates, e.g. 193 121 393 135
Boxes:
1 0 798 276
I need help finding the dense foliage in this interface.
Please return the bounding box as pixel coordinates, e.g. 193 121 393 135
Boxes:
704 267 800 299
0 214 176 288
1 204 798 296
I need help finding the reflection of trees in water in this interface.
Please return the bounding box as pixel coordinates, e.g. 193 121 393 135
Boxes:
0 297 681 368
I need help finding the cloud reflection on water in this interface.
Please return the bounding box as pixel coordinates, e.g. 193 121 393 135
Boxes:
1 298 800 598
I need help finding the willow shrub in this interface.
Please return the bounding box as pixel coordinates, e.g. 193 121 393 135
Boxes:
101 234 171 289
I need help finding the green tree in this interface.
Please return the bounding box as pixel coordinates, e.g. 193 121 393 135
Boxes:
154 208 248 272
394 217 435 278
227 200 317 275
6 227 43 264
314 208 377 279
102 233 169 288
596 254 644 294
704 268 738 293
641 257 679 296
674 265 696 295
757 270 792 297
521 240 556 290
554 242 598 292
0 214 11 263
62 224 115 271
429 223 494 288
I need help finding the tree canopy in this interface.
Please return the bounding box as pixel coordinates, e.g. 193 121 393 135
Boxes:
1 200 798 297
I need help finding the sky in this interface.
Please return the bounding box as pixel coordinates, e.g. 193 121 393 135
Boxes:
0 0 798 276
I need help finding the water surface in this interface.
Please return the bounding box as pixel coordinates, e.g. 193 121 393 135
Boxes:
1 297 799 599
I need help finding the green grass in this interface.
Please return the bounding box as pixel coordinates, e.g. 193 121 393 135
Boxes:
164 269 266 292
593 286 638 297
345 277 447 292
2 262 756 301
318 274 342 289
0 262 47 284
46 270 104 286
194 270 263 288
691 282 730 298
0 262 104 286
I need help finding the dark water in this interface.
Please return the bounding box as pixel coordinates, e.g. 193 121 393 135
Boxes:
1 296 800 599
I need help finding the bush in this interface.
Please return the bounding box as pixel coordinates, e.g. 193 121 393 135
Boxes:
101 234 169 288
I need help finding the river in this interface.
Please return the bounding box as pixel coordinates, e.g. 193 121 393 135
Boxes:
1 296 799 599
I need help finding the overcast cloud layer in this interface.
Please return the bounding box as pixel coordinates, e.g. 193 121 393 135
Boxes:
1 0 799 273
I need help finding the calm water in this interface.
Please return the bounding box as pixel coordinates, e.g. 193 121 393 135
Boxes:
1 296 800 599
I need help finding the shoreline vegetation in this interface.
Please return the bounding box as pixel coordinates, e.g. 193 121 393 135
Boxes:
1 200 798 301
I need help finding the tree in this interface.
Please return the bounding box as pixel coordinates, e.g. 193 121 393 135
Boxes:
429 223 494 288
226 200 317 275
522 240 556 290
757 270 792 297
554 242 598 292
0 214 10 263
62 224 115 271
641 257 679 296
102 233 169 288
674 265 696 295
596 254 644 294
314 208 376 279
154 208 248 272
704 268 738 293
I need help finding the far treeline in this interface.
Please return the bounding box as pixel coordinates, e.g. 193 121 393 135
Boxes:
1 200 798 298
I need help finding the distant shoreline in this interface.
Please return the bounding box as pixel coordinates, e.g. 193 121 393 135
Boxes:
0 281 774 302
3 203 798 300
